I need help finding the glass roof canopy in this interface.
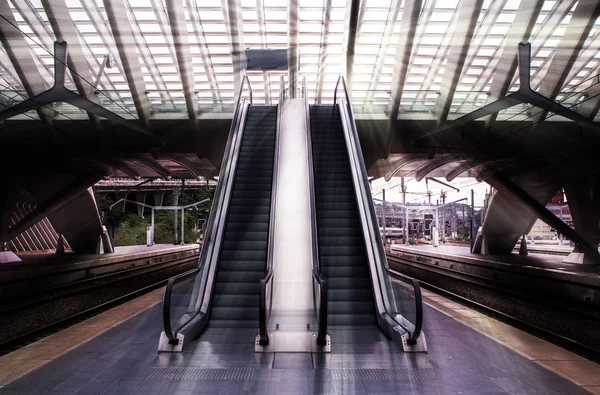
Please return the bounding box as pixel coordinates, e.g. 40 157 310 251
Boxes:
0 0 599 123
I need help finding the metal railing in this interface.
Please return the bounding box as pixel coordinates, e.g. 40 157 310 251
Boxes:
161 75 253 348
258 75 285 345
305 76 329 346
334 75 423 345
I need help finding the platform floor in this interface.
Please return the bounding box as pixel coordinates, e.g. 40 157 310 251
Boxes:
1 285 598 394
392 244 600 275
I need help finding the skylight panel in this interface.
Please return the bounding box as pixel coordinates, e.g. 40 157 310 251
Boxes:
422 36 445 46
264 10 287 20
436 0 460 9
139 23 161 33
131 10 155 21
430 12 453 22
496 13 516 23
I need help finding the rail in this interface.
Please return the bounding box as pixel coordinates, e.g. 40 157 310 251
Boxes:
334 75 423 345
258 75 285 345
305 76 329 345
161 75 252 348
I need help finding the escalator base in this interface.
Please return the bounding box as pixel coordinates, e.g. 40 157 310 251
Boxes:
254 332 331 353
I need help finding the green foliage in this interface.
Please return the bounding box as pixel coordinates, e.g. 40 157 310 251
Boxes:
97 186 214 247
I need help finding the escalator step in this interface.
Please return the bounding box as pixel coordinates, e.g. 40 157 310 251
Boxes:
218 259 266 272
328 301 375 314
328 314 376 326
329 288 374 301
210 307 259 320
220 240 268 251
321 265 371 278
327 277 372 290
212 294 259 307
214 282 260 295
210 320 258 328
216 270 264 282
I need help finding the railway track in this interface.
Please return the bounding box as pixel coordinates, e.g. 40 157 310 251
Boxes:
387 253 600 363
0 254 198 356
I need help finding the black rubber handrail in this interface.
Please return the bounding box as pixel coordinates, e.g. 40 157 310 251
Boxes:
162 267 201 344
304 76 329 346
334 75 423 344
258 75 285 346
162 75 252 345
386 269 423 343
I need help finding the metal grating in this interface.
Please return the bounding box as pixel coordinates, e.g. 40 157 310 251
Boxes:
331 368 437 380
148 368 253 380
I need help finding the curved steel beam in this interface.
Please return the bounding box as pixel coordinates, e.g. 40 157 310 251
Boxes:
130 155 172 179
384 155 428 182
162 155 201 180
446 158 512 182
414 154 470 182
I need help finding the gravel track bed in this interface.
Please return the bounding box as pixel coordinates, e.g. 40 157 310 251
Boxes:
0 260 196 353
388 257 600 360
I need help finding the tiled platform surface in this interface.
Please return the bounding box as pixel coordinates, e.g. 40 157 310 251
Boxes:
1 286 598 394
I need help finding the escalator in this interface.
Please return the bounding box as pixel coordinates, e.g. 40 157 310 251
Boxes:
159 77 280 351
310 105 376 326
210 106 277 328
307 77 426 351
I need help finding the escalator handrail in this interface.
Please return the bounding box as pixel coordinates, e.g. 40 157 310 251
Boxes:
334 75 423 343
162 267 200 344
162 75 252 344
304 75 328 346
258 75 285 345
386 268 423 342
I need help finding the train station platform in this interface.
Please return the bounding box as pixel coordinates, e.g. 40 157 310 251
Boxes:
391 244 600 277
0 244 200 301
1 283 598 394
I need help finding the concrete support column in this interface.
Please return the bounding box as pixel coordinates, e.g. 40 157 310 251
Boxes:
116 192 129 212
154 191 165 207
136 192 146 218
172 187 180 244
564 176 600 260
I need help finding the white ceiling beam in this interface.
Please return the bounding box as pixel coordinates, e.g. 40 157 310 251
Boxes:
385 0 422 157
364 0 402 106
434 0 484 126
223 0 244 94
256 0 270 104
531 0 600 127
483 0 543 128
125 4 173 108
184 0 222 105
412 3 458 108
104 0 152 128
288 0 299 98
42 0 102 130
166 0 198 125
343 0 364 93
315 0 332 104
0 0 49 123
